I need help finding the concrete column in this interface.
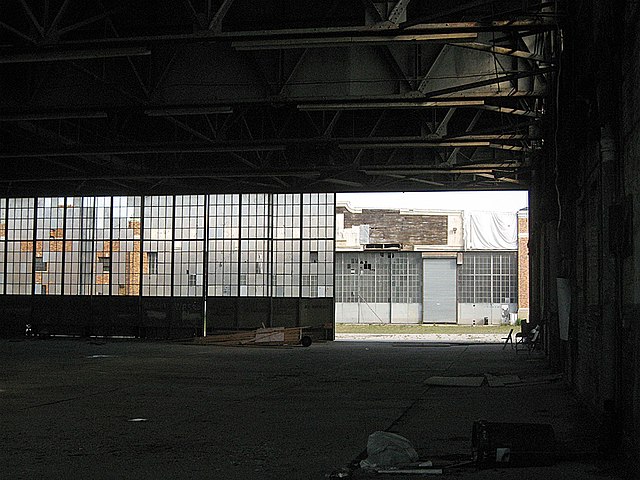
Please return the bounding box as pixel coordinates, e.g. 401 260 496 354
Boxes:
545 220 562 371
598 125 620 412
594 0 624 452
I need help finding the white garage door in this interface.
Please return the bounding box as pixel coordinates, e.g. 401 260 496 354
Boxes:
423 258 457 324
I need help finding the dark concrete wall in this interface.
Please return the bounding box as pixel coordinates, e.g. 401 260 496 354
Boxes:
0 296 334 340
540 0 639 466
620 3 640 459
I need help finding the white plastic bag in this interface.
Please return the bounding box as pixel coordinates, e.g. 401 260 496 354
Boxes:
359 431 419 469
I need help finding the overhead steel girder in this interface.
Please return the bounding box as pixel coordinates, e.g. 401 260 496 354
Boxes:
0 1 557 194
0 45 550 114
0 47 151 64
12 18 555 48
0 134 537 158
1 163 524 182
1 10 554 110
230 33 478 50
454 42 550 62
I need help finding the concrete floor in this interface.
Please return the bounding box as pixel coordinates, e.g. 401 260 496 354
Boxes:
0 338 630 479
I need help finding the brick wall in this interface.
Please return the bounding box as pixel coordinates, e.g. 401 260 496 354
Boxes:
517 212 529 311
338 207 448 248
126 250 140 295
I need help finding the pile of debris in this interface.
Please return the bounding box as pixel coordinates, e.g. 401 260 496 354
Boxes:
192 326 313 347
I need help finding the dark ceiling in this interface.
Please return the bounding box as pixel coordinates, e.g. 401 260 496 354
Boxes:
0 1 558 196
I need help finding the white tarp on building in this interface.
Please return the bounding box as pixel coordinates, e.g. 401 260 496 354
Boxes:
464 211 517 250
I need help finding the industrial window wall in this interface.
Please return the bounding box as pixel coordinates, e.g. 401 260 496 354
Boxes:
456 251 518 324
334 251 518 325
334 252 422 323
0 194 335 338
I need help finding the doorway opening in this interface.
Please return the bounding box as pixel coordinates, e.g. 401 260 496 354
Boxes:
334 191 529 344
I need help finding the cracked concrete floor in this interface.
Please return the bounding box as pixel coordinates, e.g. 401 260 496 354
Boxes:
0 338 630 479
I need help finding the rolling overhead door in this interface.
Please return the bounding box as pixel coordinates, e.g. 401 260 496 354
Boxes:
423 258 457 324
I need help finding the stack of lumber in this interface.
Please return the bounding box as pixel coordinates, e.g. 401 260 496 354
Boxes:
194 327 302 346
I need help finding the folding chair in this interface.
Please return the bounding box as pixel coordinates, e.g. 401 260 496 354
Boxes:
502 328 514 350
516 325 540 353
514 321 531 352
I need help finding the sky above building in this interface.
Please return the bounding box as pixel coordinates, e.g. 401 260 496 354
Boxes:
337 191 529 213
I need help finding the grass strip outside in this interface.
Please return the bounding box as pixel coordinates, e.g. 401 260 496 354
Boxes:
335 323 515 335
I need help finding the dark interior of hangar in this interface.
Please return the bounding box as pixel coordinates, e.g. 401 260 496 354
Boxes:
1 1 639 477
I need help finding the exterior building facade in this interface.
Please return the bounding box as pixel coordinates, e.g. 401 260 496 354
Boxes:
335 202 529 325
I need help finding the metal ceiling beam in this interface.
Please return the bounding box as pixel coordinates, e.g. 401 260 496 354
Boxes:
0 130 533 157
476 104 540 117
209 0 237 31
363 167 518 174
18 0 45 38
68 61 147 105
0 144 287 158
0 20 37 44
435 108 456 137
361 0 415 91
297 100 484 110
40 19 556 47
373 173 446 187
404 18 557 32
476 173 524 184
144 106 233 116
0 171 322 183
0 47 151 63
323 111 342 137
0 96 544 123
47 0 72 38
339 141 492 149
455 41 550 62
0 4 553 194
320 178 364 187
0 162 527 183
0 111 108 121
448 134 530 140
3 120 144 189
231 33 478 50
489 143 529 151
421 66 555 97
182 0 204 29
97 2 150 99
388 0 411 24
57 6 126 36
447 111 484 166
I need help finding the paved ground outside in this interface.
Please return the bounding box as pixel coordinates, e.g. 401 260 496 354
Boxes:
1 337 631 479
336 333 507 344
335 324 514 335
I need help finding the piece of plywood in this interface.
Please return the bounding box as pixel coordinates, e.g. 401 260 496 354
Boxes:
194 327 302 346
485 374 521 387
255 327 286 343
424 376 485 387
